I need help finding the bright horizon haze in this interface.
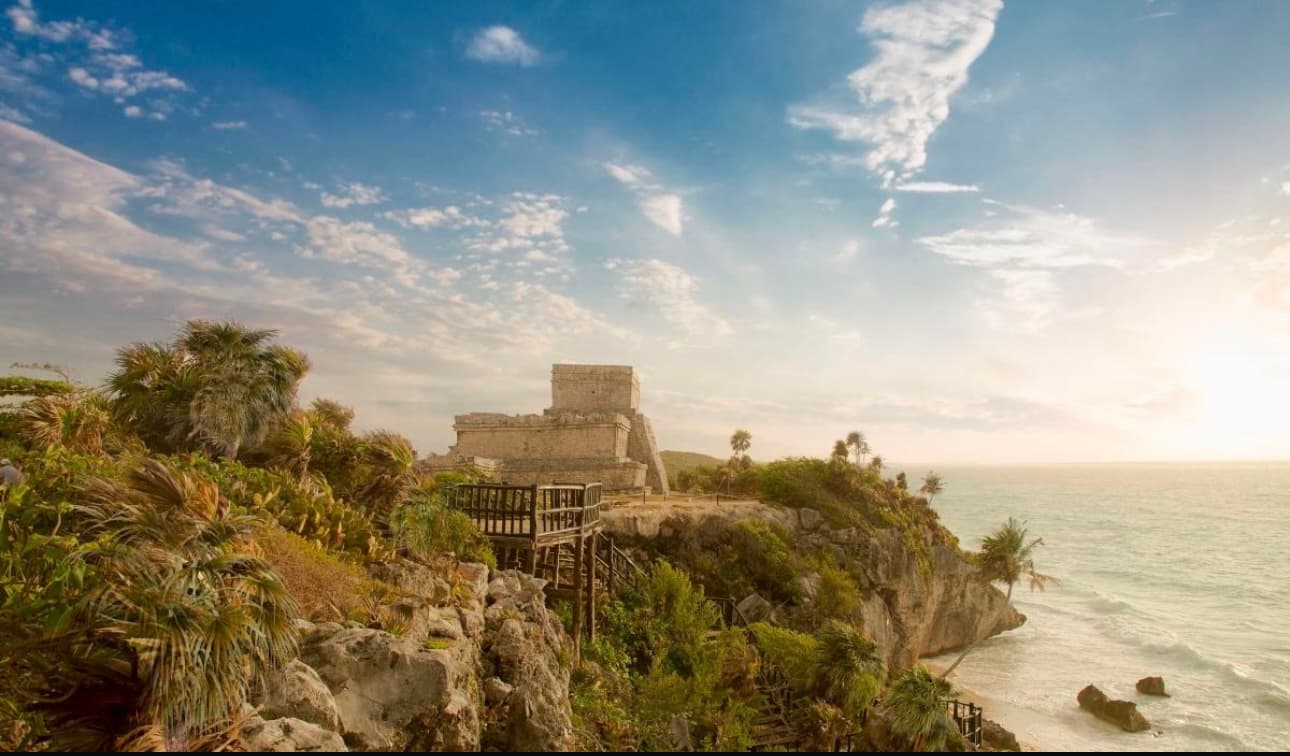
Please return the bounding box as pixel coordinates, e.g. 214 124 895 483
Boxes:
2 0 1289 464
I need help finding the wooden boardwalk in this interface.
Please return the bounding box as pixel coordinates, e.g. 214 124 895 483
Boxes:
448 482 640 645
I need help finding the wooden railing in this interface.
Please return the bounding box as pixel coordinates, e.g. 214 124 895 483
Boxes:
596 532 644 595
949 699 982 749
448 482 602 541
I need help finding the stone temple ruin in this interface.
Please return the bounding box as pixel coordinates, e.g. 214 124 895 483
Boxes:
429 364 669 494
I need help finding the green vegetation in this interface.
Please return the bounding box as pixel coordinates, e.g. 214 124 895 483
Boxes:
0 320 493 751
884 666 960 752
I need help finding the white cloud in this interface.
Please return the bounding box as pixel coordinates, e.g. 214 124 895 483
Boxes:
917 201 1148 269
605 258 731 346
499 193 567 238
980 268 1059 332
788 0 1003 185
895 180 980 193
603 162 651 186
833 238 861 262
1281 181 1290 197
603 161 685 236
872 197 897 228
479 110 538 137
320 181 387 209
122 104 141 118
212 120 247 130
465 26 540 66
383 205 485 230
641 194 683 236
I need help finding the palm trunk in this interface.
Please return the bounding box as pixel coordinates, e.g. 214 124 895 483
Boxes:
941 581 1013 678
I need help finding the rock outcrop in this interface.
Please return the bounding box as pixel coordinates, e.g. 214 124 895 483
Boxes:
481 572 577 751
248 559 575 752
1136 676 1169 697
240 715 347 752
1077 684 1151 732
602 501 1024 671
982 718 1021 751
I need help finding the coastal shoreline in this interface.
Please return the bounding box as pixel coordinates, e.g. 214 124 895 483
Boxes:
923 658 1042 752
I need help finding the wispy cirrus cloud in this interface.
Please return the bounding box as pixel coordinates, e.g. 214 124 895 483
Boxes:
788 0 1003 185
464 25 540 66
895 180 980 193
320 181 387 209
603 161 685 236
604 258 730 347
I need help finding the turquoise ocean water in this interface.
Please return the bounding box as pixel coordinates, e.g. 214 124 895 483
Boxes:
925 462 1290 752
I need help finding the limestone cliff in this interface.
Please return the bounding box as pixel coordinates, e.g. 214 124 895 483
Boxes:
602 501 1023 671
243 563 575 752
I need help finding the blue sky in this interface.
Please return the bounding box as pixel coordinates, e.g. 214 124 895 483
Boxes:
2 0 1290 463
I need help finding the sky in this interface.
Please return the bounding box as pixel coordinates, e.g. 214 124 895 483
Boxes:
2 0 1289 464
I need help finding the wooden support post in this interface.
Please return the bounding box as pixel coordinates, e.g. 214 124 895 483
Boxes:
571 533 585 650
551 544 562 589
605 533 615 596
586 532 597 642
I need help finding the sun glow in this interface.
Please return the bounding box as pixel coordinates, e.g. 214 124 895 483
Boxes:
1190 350 1282 453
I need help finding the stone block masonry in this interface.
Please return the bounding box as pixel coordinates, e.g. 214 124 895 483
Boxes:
433 364 669 494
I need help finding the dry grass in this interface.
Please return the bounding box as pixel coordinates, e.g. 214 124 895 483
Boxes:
254 524 397 623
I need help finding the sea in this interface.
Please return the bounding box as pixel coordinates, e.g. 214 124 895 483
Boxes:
922 462 1290 752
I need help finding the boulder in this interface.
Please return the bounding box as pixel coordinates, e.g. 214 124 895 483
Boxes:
736 593 775 624
258 659 341 732
484 677 514 706
240 716 347 752
1077 684 1151 732
1136 676 1169 697
791 572 820 602
982 718 1021 751
299 625 479 751
796 507 825 531
482 570 575 752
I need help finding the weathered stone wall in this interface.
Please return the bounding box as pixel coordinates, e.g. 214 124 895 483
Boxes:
626 413 669 494
454 413 631 460
550 364 639 413
490 457 646 489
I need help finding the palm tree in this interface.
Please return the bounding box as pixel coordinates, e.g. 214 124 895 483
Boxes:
729 429 751 461
845 430 870 467
49 458 298 750
869 455 884 475
813 621 885 722
830 440 850 467
885 666 958 751
265 410 314 484
941 517 1053 677
107 321 309 459
919 471 943 504
895 471 908 491
310 397 355 431
18 390 112 454
358 430 421 527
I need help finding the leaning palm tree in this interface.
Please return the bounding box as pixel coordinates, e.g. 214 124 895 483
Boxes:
845 430 870 467
919 471 944 504
885 666 958 752
941 517 1054 677
46 458 297 750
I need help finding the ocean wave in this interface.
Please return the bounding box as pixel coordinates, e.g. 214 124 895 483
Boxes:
1164 721 1250 750
1134 639 1290 702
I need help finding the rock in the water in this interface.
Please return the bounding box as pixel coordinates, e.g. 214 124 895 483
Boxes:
736 592 775 623
1136 676 1169 697
258 659 341 732
1077 684 1151 732
240 716 347 752
982 718 1021 751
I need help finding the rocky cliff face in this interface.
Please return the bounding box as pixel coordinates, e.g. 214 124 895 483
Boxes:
242 562 575 752
602 501 1023 671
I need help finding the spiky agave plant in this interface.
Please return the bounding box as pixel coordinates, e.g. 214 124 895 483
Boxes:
48 459 298 750
884 666 957 752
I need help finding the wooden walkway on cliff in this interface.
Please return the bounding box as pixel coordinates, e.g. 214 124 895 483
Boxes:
447 482 640 644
